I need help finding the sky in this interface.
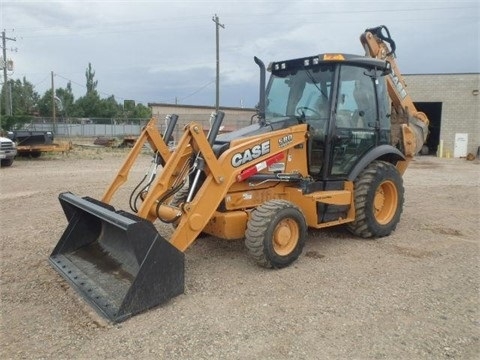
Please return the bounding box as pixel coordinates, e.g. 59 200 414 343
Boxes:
1 0 479 109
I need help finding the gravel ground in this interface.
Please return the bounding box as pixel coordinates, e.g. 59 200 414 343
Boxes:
1 148 479 359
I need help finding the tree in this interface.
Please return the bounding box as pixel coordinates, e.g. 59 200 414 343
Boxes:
1 63 152 126
99 95 122 118
0 78 39 130
56 81 76 116
131 103 152 118
1 77 39 116
37 89 53 116
85 62 98 95
37 82 78 117
75 92 100 117
74 63 103 117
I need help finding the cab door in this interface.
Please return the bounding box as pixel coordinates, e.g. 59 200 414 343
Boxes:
329 64 389 177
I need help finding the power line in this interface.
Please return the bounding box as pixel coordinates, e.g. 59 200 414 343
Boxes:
9 5 478 38
178 80 215 103
31 70 215 106
54 73 85 91
55 72 123 99
32 74 50 88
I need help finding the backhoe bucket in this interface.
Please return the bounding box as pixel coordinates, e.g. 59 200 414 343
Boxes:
49 192 184 323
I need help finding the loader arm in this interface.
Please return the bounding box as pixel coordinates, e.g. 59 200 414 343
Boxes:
101 117 175 204
361 26 429 166
137 120 309 252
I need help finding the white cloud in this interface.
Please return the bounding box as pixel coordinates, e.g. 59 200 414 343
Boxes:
2 0 479 107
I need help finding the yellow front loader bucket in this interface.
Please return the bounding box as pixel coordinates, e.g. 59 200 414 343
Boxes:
49 192 184 323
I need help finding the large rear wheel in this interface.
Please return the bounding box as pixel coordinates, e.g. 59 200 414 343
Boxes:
245 200 307 268
347 161 404 238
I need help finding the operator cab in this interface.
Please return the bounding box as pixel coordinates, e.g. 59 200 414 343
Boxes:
265 53 392 181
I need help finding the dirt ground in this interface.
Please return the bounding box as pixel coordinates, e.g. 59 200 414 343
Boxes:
1 147 479 359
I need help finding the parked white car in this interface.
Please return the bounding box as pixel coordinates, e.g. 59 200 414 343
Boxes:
0 136 17 167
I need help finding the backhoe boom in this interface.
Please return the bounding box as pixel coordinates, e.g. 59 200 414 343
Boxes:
361 25 429 160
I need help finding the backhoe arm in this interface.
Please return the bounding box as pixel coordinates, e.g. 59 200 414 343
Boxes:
361 25 429 159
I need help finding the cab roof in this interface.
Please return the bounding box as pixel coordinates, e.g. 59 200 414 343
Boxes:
268 53 389 73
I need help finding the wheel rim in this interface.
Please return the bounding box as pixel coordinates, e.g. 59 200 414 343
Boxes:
374 180 398 225
273 218 299 256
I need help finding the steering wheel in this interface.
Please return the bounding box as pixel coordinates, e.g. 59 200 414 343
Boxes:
296 106 321 117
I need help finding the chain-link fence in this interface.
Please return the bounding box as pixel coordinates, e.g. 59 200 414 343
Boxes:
17 117 149 138
156 113 255 145
17 114 256 141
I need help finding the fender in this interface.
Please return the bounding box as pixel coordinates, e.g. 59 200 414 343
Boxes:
348 144 405 181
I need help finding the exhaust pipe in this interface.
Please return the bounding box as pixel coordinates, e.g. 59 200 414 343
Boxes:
163 114 178 146
254 56 266 121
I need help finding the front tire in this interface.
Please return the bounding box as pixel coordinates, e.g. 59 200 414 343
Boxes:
245 200 307 268
347 161 404 238
1 158 14 167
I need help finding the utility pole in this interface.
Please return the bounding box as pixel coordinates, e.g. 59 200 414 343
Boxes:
51 71 56 133
212 14 224 112
2 30 16 116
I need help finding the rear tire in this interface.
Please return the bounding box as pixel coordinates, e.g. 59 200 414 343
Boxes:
347 161 404 238
245 200 307 268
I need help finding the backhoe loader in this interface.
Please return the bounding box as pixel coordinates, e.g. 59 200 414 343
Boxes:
49 25 429 322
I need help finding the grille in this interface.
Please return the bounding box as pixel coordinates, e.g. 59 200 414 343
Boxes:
1 141 14 150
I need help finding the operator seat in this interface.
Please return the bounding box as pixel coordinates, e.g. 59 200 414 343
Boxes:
308 98 329 131
353 79 374 128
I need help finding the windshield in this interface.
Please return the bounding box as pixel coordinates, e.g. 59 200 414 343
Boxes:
265 65 335 122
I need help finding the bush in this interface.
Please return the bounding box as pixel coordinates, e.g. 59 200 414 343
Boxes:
0 115 35 131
